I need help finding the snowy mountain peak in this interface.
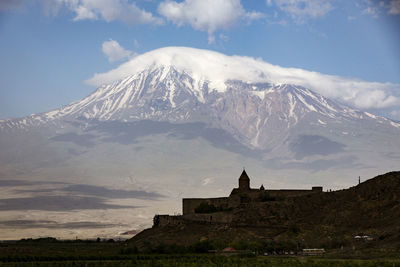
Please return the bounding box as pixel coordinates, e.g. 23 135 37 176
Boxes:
87 47 271 93
1 48 399 152
1 64 399 141
52 69 362 127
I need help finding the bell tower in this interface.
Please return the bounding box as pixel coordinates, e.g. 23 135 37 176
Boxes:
238 169 250 190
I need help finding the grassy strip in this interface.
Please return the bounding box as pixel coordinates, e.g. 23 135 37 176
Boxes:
1 255 400 266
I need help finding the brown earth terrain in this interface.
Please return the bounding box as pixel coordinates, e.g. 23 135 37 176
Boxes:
129 171 400 254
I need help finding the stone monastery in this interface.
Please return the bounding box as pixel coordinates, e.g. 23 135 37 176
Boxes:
154 170 323 227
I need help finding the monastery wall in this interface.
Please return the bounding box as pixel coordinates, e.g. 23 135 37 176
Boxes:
266 187 322 199
154 215 184 227
154 212 234 227
182 197 229 215
154 171 324 227
183 212 234 224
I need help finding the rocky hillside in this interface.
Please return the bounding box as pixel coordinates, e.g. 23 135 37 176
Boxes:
130 171 400 252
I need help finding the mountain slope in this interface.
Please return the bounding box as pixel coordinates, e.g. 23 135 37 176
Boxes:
1 66 398 151
0 47 399 240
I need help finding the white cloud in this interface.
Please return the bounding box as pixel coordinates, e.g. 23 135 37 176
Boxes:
42 0 163 25
158 0 263 43
245 11 266 20
353 90 399 109
202 178 214 186
86 46 400 110
271 0 334 23
388 0 400 14
219 33 229 42
361 0 400 17
133 39 140 49
362 6 380 18
102 39 132 62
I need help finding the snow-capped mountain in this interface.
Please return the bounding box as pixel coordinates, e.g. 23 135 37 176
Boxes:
1 46 400 241
1 64 398 152
0 46 399 185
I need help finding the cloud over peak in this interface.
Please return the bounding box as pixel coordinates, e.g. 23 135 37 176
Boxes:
86 46 400 110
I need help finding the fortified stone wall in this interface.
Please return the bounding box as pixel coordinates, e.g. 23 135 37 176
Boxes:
266 189 319 199
154 215 184 227
154 212 234 228
155 170 324 227
183 212 234 224
183 188 323 215
182 197 229 215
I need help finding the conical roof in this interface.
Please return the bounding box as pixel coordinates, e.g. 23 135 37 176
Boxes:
239 170 250 181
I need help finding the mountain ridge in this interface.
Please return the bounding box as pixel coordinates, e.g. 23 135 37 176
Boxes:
1 65 399 151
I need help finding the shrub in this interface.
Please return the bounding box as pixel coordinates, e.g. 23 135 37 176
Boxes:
195 202 218 213
120 246 138 255
188 240 214 253
288 223 300 235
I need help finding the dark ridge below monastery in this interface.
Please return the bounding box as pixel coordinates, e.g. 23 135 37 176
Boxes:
130 171 400 253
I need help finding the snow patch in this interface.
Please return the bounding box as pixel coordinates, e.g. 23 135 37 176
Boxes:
168 83 176 108
390 121 400 128
364 112 377 119
45 110 59 119
295 93 317 112
287 93 298 124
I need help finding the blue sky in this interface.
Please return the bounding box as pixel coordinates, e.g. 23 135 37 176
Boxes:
0 0 399 119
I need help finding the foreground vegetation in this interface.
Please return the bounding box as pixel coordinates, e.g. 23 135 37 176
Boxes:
1 238 400 266
2 255 400 267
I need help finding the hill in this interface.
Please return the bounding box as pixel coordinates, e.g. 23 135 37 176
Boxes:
129 171 400 254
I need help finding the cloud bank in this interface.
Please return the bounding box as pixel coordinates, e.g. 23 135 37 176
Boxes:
158 0 263 43
270 0 334 23
0 220 124 229
388 0 400 14
40 0 263 43
42 0 163 25
362 0 400 18
86 46 400 110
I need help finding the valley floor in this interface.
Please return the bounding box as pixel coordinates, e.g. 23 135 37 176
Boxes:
2 255 400 267
1 240 400 267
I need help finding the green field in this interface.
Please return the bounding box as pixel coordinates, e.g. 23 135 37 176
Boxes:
2 255 400 267
1 239 400 266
